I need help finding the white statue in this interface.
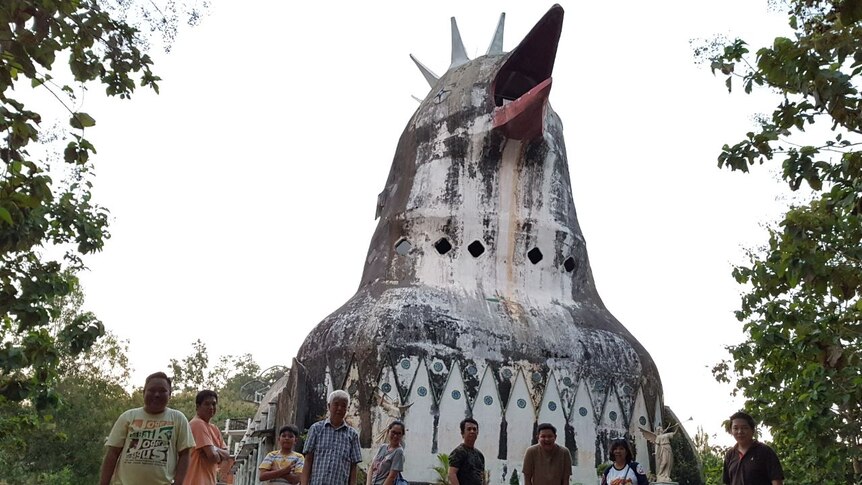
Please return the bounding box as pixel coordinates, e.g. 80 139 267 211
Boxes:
639 424 677 482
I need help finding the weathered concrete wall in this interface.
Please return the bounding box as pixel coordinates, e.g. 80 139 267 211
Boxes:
293 6 667 484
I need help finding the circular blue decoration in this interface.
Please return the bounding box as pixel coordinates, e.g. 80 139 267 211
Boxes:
517 398 527 409
381 383 392 393
639 416 647 426
417 386 427 397
433 362 444 372
609 411 618 422
531 372 542 383
467 365 478 376
593 381 605 392
563 377 573 386
400 359 410 369
502 368 513 379
451 390 461 400
483 395 493 406
548 401 557 411
578 407 588 417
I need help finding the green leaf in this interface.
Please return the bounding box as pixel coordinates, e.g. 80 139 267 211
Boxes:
0 206 13 225
69 112 96 129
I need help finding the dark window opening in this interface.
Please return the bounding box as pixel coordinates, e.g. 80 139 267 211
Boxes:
434 238 452 255
468 240 485 257
563 257 576 273
527 247 543 264
394 239 412 256
494 71 539 106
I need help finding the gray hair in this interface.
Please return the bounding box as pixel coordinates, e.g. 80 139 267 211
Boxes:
327 389 350 405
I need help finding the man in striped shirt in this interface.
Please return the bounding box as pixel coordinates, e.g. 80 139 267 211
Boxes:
301 390 362 485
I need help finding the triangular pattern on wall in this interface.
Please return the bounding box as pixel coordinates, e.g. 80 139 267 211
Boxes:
373 361 402 416
615 377 638 425
437 361 469 456
472 364 504 461
630 386 652 474
653 393 663 430
391 353 422 403
537 371 566 434
427 355 453 403
570 378 594 425
599 382 626 430
460 359 486 407
342 357 362 424
585 376 609 424
326 353 350 391
490 361 516 408
505 369 536 462
521 362 548 407
548 359 578 419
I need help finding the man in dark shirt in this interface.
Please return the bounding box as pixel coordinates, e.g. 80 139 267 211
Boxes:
722 411 784 485
448 418 486 485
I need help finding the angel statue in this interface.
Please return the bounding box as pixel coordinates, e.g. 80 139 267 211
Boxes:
638 424 677 483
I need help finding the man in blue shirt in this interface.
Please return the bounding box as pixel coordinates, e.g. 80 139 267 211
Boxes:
301 390 362 485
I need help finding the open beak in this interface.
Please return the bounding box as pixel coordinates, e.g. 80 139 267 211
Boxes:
491 4 563 141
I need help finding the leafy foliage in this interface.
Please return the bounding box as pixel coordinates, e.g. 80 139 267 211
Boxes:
0 0 207 409
670 430 703 485
702 0 862 483
166 339 259 424
693 427 724 485
433 452 451 485
0 273 139 484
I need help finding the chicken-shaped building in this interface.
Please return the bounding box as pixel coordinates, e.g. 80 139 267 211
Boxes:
295 5 667 484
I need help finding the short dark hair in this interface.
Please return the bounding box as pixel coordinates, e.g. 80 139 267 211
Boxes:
460 417 478 434
608 439 634 462
279 424 300 437
729 411 756 430
537 422 557 435
145 372 172 390
195 389 218 407
388 420 405 432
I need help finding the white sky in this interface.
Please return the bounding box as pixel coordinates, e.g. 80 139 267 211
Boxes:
56 0 795 445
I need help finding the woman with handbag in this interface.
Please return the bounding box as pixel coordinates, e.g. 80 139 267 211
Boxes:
367 421 408 485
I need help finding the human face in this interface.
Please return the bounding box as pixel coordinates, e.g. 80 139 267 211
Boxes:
143 378 171 414
730 418 754 447
388 424 404 447
462 422 479 447
612 445 628 464
538 429 556 451
196 396 218 422
279 431 297 452
328 397 348 425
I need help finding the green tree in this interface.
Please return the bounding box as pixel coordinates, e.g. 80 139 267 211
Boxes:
702 0 862 483
167 341 259 424
0 275 138 484
0 0 206 410
694 427 724 485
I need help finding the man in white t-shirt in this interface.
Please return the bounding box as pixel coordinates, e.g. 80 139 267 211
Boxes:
99 372 196 485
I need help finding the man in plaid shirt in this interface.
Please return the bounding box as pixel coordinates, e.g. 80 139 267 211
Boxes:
301 390 362 485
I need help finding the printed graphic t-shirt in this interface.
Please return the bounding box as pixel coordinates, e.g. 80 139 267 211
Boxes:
604 463 640 485
105 407 196 485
